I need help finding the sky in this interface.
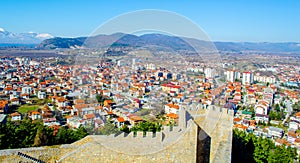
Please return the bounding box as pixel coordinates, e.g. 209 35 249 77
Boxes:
0 0 299 42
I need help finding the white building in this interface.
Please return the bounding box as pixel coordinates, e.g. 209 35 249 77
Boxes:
242 72 253 85
255 100 269 115
132 58 136 70
254 75 276 84
11 112 21 121
22 86 32 95
226 70 240 82
31 111 42 120
289 119 299 131
204 67 215 78
38 91 46 99
164 103 180 115
117 60 123 67
268 126 284 138
146 63 155 70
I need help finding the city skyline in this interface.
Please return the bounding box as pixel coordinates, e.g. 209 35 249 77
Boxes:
0 0 300 42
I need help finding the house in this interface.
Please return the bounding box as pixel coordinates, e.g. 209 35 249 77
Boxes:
20 93 30 99
246 94 256 105
172 95 184 103
37 91 46 99
73 104 96 117
255 114 269 124
133 99 141 108
11 112 21 121
161 83 181 94
166 113 178 124
275 139 291 147
11 98 20 105
4 86 13 95
287 131 297 143
43 117 59 126
233 117 243 124
103 90 111 97
289 119 299 131
0 100 9 114
31 111 42 120
255 100 269 115
164 103 180 114
67 116 85 128
241 111 252 119
113 94 124 103
234 124 248 131
21 86 32 95
294 138 300 147
57 106 72 115
39 82 47 88
56 97 69 107
94 119 105 128
115 117 125 128
127 115 143 126
83 113 96 121
268 126 284 138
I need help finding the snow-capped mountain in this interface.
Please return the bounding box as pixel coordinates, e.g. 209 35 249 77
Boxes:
0 28 54 44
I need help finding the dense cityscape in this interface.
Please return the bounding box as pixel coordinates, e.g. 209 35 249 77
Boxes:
1 0 300 162
0 49 299 161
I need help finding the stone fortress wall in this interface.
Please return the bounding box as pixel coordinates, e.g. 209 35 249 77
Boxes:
0 104 233 163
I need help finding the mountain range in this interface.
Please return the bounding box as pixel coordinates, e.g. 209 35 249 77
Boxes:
0 28 53 44
37 33 198 51
37 33 300 54
1 28 300 54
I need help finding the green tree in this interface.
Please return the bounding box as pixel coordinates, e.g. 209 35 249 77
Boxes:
232 129 298 162
269 111 280 121
253 137 273 162
120 125 130 133
0 119 88 150
55 127 69 144
97 122 121 135
275 104 280 112
293 102 300 112
33 126 49 147
74 125 88 139
96 94 105 103
130 121 161 133
268 145 297 163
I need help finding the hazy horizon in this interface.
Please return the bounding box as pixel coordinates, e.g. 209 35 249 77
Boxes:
1 0 300 42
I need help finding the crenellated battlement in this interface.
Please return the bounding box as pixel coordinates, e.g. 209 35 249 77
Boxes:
0 103 233 163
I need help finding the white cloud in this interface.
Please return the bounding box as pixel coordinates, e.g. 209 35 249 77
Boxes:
36 33 53 39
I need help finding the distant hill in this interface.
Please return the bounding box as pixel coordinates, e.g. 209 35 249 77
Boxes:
37 33 300 54
37 33 196 51
214 42 300 53
0 28 53 44
37 37 86 49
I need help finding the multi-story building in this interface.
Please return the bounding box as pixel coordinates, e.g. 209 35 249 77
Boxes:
242 72 253 85
204 67 215 78
254 75 276 83
226 70 240 82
